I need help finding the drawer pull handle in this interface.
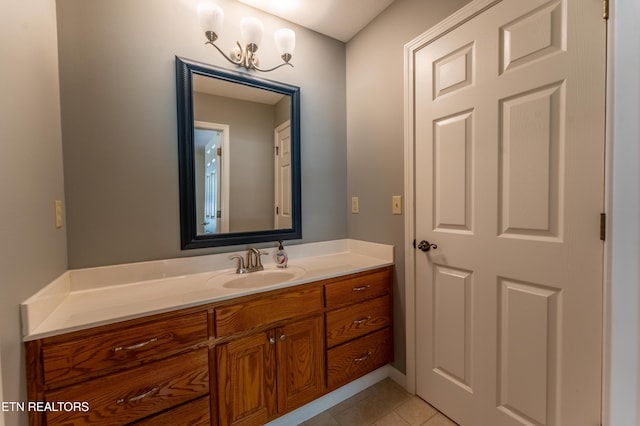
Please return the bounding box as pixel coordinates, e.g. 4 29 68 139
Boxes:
354 352 372 363
353 316 372 325
352 285 371 292
114 337 158 353
116 386 160 404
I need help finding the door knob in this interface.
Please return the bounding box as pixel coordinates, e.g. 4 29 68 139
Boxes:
417 240 438 252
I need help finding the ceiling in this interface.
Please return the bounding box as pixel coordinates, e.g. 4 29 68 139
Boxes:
236 0 396 42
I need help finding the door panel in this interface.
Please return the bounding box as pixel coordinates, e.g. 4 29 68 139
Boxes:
433 111 474 233
411 0 605 425
217 331 276 425
276 316 324 413
499 2 565 74
432 265 473 392
497 278 560 425
499 83 563 239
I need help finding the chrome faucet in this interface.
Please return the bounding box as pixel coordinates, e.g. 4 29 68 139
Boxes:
229 248 267 274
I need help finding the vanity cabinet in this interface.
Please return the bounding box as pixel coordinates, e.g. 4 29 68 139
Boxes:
324 268 393 390
275 316 325 412
25 311 210 426
40 312 208 386
45 349 210 425
216 316 324 425
131 396 211 425
214 286 324 425
25 266 393 426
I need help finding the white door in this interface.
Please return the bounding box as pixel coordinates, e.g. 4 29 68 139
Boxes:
195 121 230 233
204 138 216 234
274 121 292 229
410 0 606 425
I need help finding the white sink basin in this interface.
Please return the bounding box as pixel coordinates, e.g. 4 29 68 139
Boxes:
210 266 306 289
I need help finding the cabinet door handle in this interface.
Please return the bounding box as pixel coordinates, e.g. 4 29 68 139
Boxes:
116 386 160 404
352 285 371 292
280 334 286 341
113 337 158 352
269 337 276 344
354 352 372 363
353 316 372 325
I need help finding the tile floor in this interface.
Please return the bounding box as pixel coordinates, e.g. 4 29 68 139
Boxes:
300 379 459 426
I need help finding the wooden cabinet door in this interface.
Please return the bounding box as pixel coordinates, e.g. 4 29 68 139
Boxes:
276 315 324 413
216 331 277 426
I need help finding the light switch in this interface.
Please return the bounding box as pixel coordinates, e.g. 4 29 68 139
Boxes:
351 196 359 214
54 200 64 229
392 195 402 215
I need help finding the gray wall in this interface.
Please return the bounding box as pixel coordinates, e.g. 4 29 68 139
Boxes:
345 0 472 373
0 1 68 424
57 0 347 268
275 96 290 127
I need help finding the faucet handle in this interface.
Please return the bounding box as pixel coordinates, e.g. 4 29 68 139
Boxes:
256 250 268 267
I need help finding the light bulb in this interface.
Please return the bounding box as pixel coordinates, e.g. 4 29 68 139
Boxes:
274 28 296 60
197 2 224 38
240 16 264 48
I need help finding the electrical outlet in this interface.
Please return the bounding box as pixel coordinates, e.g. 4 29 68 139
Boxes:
392 195 402 215
54 200 64 229
351 196 359 214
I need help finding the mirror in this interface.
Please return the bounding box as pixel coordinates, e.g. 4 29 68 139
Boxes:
176 57 301 249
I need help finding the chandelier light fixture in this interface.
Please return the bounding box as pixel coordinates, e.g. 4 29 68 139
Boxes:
197 2 296 72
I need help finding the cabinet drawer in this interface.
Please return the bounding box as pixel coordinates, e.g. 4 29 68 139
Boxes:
324 268 391 309
326 327 392 390
326 295 391 348
131 395 210 425
215 286 322 337
42 311 208 385
45 349 209 425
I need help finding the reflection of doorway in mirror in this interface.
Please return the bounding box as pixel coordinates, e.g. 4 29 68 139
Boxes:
203 136 218 233
274 120 292 229
195 121 230 234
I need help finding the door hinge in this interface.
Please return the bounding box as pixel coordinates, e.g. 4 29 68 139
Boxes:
602 0 609 19
600 213 606 241
216 210 221 218
274 146 280 156
276 206 279 215
217 147 222 156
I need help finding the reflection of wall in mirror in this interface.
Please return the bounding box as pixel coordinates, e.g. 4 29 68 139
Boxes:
194 92 290 232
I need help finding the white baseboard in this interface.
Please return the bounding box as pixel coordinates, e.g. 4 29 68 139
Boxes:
386 364 407 390
265 365 407 425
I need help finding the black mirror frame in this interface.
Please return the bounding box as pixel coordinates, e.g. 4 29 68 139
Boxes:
175 56 302 249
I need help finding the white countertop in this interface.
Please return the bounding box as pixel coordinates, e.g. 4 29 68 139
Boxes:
21 239 393 341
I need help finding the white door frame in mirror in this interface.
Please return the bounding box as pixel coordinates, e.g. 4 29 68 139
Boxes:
195 120 230 233
274 120 292 229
